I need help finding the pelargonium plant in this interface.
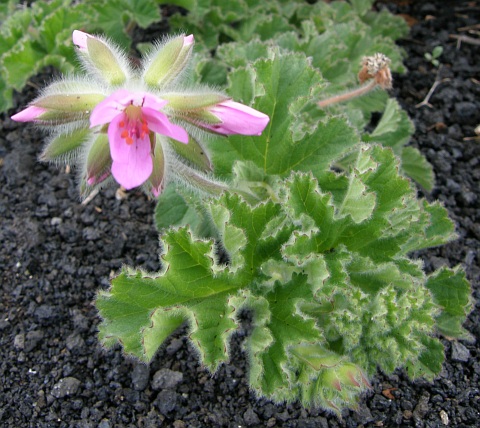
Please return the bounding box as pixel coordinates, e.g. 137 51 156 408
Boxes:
12 31 269 198
12 29 472 415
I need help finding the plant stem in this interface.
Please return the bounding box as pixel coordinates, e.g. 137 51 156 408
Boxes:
317 80 378 108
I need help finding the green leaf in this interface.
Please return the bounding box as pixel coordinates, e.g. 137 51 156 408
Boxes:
97 227 239 368
367 99 414 153
350 0 374 16
3 41 46 89
154 184 210 235
401 200 456 254
286 146 416 261
99 193 292 369
405 336 444 381
210 52 359 178
426 267 474 341
87 0 161 49
401 147 434 191
247 274 323 400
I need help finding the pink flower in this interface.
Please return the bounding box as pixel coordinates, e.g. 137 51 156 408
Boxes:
90 89 189 190
204 100 270 136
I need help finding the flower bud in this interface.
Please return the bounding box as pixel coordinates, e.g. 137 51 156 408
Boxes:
143 34 194 89
40 128 90 162
85 134 112 186
73 30 129 86
11 106 46 122
198 100 270 136
163 92 230 111
147 142 165 197
12 93 105 125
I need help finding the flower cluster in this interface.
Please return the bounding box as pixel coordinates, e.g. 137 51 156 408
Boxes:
12 31 269 197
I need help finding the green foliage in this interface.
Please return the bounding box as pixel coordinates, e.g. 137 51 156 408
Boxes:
0 0 163 113
98 144 470 412
134 45 469 412
425 45 443 67
90 0 161 49
363 99 434 190
425 267 473 341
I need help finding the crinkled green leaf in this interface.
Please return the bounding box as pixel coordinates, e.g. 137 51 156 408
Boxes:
97 227 239 369
401 200 456 254
99 193 292 369
247 274 323 399
154 184 214 237
99 143 471 411
405 336 445 381
401 146 435 191
425 267 473 341
287 146 415 261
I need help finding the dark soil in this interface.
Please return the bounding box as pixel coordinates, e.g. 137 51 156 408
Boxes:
1 1 479 427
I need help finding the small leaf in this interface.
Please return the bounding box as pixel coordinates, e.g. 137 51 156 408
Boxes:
154 184 198 231
406 336 444 381
426 267 473 341
401 146 434 191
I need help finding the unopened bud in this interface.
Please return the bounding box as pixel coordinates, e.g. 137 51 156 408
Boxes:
162 92 229 111
85 134 112 185
40 128 90 162
143 34 195 89
73 30 128 86
147 142 165 197
12 93 105 125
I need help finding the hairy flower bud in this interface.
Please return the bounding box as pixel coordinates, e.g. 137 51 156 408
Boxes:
73 30 130 85
143 34 195 89
85 134 112 186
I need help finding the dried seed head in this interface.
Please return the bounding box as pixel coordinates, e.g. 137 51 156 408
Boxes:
358 53 393 89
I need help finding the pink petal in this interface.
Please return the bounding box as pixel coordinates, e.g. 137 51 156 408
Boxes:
184 34 194 46
90 90 168 128
90 89 132 127
111 149 153 190
11 106 46 122
143 108 189 144
107 113 153 189
142 92 168 111
72 30 90 51
108 114 132 163
209 100 270 136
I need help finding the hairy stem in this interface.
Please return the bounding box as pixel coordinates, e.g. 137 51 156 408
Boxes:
318 80 378 108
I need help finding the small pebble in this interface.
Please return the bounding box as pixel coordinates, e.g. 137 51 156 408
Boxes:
152 368 183 390
51 377 81 398
131 363 150 391
451 341 470 362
